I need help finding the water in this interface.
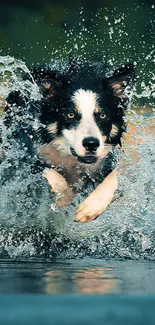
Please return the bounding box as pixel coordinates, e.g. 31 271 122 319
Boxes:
0 55 154 262
0 3 155 267
0 9 155 325
1 259 155 294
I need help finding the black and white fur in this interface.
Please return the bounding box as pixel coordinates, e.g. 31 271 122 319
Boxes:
2 58 134 222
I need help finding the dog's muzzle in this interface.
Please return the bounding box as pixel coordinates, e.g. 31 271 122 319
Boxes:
70 147 98 164
70 137 100 164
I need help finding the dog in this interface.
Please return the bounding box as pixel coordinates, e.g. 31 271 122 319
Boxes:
3 58 134 222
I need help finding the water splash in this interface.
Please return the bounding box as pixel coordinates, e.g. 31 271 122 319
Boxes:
0 8 155 260
0 56 40 101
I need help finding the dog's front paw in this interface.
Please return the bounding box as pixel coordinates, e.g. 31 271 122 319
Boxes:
75 170 118 222
75 188 114 223
75 196 104 223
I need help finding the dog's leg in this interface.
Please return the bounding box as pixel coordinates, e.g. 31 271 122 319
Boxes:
43 168 74 206
75 170 118 222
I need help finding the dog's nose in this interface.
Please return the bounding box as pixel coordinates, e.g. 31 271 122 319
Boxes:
82 137 100 152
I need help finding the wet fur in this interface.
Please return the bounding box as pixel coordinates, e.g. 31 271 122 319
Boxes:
2 59 134 222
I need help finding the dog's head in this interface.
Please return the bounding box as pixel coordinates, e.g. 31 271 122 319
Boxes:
33 60 134 164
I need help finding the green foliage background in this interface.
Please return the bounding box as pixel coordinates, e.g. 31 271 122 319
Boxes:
0 0 154 105
0 0 154 63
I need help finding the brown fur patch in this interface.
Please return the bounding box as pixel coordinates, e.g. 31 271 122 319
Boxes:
42 83 51 89
110 124 119 138
47 122 58 135
111 82 127 98
94 105 100 113
39 144 106 192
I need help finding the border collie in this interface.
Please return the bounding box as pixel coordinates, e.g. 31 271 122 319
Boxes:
3 58 134 222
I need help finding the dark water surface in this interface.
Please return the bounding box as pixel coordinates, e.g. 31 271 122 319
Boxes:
1 258 155 294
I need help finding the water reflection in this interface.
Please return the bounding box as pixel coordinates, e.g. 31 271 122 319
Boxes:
0 260 119 294
1 260 155 294
45 267 118 294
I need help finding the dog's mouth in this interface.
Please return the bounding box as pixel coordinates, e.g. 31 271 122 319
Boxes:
70 147 98 164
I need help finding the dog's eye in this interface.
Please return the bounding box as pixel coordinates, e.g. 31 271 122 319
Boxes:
68 112 75 119
100 113 106 119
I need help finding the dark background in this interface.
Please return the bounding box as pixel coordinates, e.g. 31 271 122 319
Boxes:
0 0 154 63
0 0 154 100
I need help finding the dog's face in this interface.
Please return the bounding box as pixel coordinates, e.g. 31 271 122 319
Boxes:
59 88 113 164
35 60 134 164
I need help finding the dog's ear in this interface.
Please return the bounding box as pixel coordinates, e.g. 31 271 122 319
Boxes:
31 67 62 99
103 63 135 98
